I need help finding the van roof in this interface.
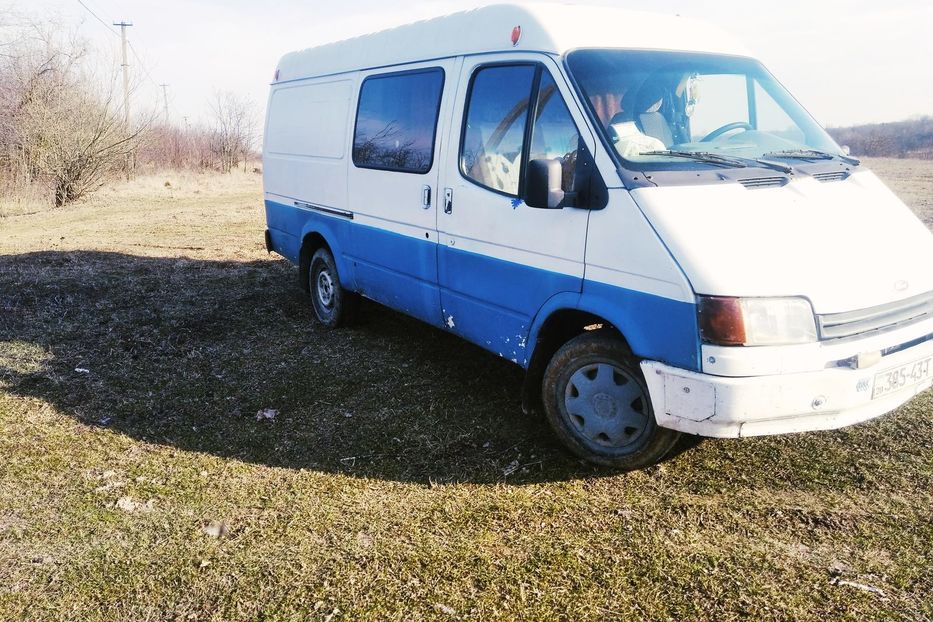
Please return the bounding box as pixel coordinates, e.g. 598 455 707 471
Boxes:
275 3 751 83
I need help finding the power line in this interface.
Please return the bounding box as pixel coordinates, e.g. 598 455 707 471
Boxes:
78 0 167 125
76 0 119 38
76 0 161 90
128 40 160 89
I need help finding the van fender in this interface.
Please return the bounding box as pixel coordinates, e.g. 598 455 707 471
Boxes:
521 291 585 416
573 285 700 372
521 287 700 415
525 291 585 366
298 216 357 290
526 287 700 373
524 289 660 371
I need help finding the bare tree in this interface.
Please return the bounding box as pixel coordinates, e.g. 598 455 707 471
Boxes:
20 80 144 205
1 13 265 205
0 15 151 206
208 91 258 173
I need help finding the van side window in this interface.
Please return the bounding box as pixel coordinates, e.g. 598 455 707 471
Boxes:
460 65 536 196
529 72 580 193
353 68 444 174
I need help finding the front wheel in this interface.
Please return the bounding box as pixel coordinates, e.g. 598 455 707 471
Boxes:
542 332 680 470
308 247 359 329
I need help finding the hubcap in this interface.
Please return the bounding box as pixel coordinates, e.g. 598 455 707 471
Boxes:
564 363 648 448
316 270 335 308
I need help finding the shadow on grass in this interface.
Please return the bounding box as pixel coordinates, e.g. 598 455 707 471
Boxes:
0 250 645 484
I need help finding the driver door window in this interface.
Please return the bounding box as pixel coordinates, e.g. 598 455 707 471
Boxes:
689 74 749 142
461 64 581 196
460 65 536 196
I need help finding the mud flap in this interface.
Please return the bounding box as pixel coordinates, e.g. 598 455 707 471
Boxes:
264 229 273 253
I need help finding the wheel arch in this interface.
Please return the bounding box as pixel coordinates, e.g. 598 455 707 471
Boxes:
297 220 354 293
522 304 629 417
522 288 700 415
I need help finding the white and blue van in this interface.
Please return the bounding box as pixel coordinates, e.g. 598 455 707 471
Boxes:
263 4 933 469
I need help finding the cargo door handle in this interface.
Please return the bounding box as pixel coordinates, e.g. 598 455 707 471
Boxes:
444 188 453 214
422 185 431 209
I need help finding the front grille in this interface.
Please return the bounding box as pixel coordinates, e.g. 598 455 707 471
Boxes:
738 176 788 190
812 171 850 183
818 290 933 340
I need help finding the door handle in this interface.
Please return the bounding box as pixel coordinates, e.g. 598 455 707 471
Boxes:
444 188 453 214
422 185 432 209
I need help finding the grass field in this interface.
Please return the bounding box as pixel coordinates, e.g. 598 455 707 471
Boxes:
1 161 931 621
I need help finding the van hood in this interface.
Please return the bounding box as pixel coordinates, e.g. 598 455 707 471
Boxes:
631 170 933 314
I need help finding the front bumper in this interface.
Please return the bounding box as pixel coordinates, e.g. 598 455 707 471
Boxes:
641 332 933 438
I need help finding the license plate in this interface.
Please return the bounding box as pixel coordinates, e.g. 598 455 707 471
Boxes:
872 356 933 399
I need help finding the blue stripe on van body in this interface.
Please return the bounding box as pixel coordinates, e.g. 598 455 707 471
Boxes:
576 281 700 371
266 199 443 327
265 201 302 262
438 244 582 364
266 225 299 263
265 200 355 282
266 198 699 371
437 244 699 370
351 223 442 327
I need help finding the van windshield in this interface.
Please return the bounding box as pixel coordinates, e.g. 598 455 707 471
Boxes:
566 49 848 170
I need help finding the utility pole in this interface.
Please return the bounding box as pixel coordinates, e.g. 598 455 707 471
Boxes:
113 21 133 125
160 83 170 124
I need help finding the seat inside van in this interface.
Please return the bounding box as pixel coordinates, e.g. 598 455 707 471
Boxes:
469 149 523 193
611 81 673 147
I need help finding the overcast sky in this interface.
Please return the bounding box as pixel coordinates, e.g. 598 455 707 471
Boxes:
14 0 933 129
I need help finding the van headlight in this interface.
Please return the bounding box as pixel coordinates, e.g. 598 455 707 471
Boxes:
698 296 817 346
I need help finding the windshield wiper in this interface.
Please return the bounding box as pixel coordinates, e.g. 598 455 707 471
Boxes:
641 150 795 174
764 149 861 166
750 158 793 174
640 150 748 168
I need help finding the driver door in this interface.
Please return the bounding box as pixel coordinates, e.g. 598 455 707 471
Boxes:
436 56 594 364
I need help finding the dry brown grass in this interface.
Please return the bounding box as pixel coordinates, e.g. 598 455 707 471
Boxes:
0 162 931 621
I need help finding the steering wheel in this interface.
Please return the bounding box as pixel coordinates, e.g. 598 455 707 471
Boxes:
701 122 753 143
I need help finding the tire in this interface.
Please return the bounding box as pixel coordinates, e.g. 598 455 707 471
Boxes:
308 247 359 328
541 331 681 470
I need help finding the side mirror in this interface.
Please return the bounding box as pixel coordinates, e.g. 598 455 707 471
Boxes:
526 159 566 209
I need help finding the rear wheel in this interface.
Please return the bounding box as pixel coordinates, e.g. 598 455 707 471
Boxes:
542 332 680 470
308 247 359 328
